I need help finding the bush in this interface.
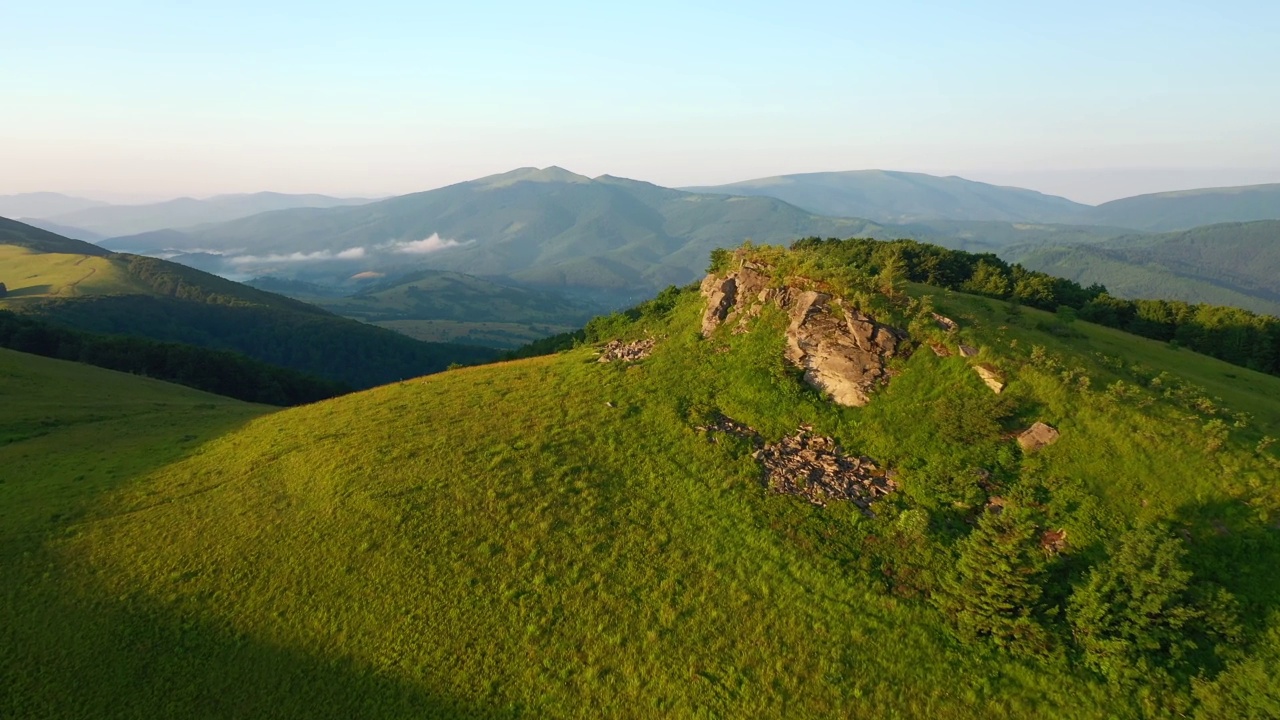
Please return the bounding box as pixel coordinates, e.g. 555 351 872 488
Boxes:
1068 524 1239 684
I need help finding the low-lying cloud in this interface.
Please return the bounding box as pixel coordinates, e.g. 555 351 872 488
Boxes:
228 247 367 264
381 233 468 254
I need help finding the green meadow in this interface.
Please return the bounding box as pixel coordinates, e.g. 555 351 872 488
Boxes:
3 259 1279 717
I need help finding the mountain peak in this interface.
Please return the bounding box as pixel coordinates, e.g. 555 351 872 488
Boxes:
478 166 593 188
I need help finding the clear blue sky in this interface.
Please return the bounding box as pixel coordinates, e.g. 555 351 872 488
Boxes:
2 0 1278 203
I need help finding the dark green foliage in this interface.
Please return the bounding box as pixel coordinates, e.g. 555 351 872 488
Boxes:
23 295 497 389
1068 525 1240 684
0 310 345 405
935 511 1052 655
792 237 1280 377
0 282 6 298
1194 619 1280 719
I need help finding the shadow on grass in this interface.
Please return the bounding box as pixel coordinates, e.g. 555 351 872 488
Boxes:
1 570 515 719
1175 498 1280 633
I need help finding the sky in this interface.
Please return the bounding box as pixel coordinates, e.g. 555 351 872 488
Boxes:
2 0 1278 204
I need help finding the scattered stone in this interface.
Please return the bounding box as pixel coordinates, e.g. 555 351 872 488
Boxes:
1040 528 1068 554
958 344 979 358
930 342 951 357
932 313 959 332
605 401 615 408
697 416 894 513
973 363 1005 393
753 427 895 512
597 338 656 363
985 496 1007 515
1017 422 1060 452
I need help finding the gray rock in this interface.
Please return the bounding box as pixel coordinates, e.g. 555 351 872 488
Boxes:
958 344 979 358
1017 422 1060 452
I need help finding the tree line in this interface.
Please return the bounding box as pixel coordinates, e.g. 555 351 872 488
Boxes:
0 310 347 405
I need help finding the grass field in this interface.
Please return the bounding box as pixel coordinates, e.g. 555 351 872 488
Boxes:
2 276 1278 717
0 245 146 303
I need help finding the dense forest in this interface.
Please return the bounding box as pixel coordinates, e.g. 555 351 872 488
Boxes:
0 310 345 405
790 238 1280 377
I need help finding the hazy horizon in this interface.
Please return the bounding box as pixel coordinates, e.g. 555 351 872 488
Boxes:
4 1 1277 205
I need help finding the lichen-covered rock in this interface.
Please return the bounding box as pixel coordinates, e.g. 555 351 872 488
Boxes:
1017 422 1060 452
974 363 1005 393
699 264 907 407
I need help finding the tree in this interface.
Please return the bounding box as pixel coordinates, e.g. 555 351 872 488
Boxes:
0 282 7 297
1068 525 1239 684
935 510 1051 654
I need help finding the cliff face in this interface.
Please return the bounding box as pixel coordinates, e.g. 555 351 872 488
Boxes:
700 262 907 407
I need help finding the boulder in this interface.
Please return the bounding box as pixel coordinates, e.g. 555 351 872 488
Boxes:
974 363 1005 393
958 344 979 358
1017 422 1060 452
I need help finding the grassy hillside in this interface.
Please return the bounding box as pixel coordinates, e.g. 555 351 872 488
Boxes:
0 217 498 387
1011 221 1280 317
4 243 1278 717
684 169 1089 224
1090 184 1280 231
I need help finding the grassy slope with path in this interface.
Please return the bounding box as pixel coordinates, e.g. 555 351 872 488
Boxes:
3 268 1279 717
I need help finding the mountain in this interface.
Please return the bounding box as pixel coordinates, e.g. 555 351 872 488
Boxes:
102 167 887 297
1010 220 1280 316
0 217 495 387
684 170 1091 224
13 217 106 242
1089 183 1280 231
45 191 375 237
4 239 1277 717
0 191 108 219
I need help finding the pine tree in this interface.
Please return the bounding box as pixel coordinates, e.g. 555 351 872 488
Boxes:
936 511 1050 654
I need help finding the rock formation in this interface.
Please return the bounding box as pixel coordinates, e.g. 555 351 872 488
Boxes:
700 263 907 407
1017 422 1060 452
597 338 656 363
973 363 1005 393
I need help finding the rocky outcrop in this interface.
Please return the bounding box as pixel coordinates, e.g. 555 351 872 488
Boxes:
974 363 1005 393
1017 422 1060 452
597 338 655 363
700 263 907 407
932 313 959 332
698 418 894 513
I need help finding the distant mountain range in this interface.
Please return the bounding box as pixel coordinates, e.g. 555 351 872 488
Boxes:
684 170 1090 224
688 171 1280 232
0 192 108 219
33 192 375 237
13 168 1280 321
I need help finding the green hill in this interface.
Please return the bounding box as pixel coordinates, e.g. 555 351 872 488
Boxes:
1090 184 1280 231
1010 221 1280 317
684 170 1090 224
0 217 496 387
4 241 1278 718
